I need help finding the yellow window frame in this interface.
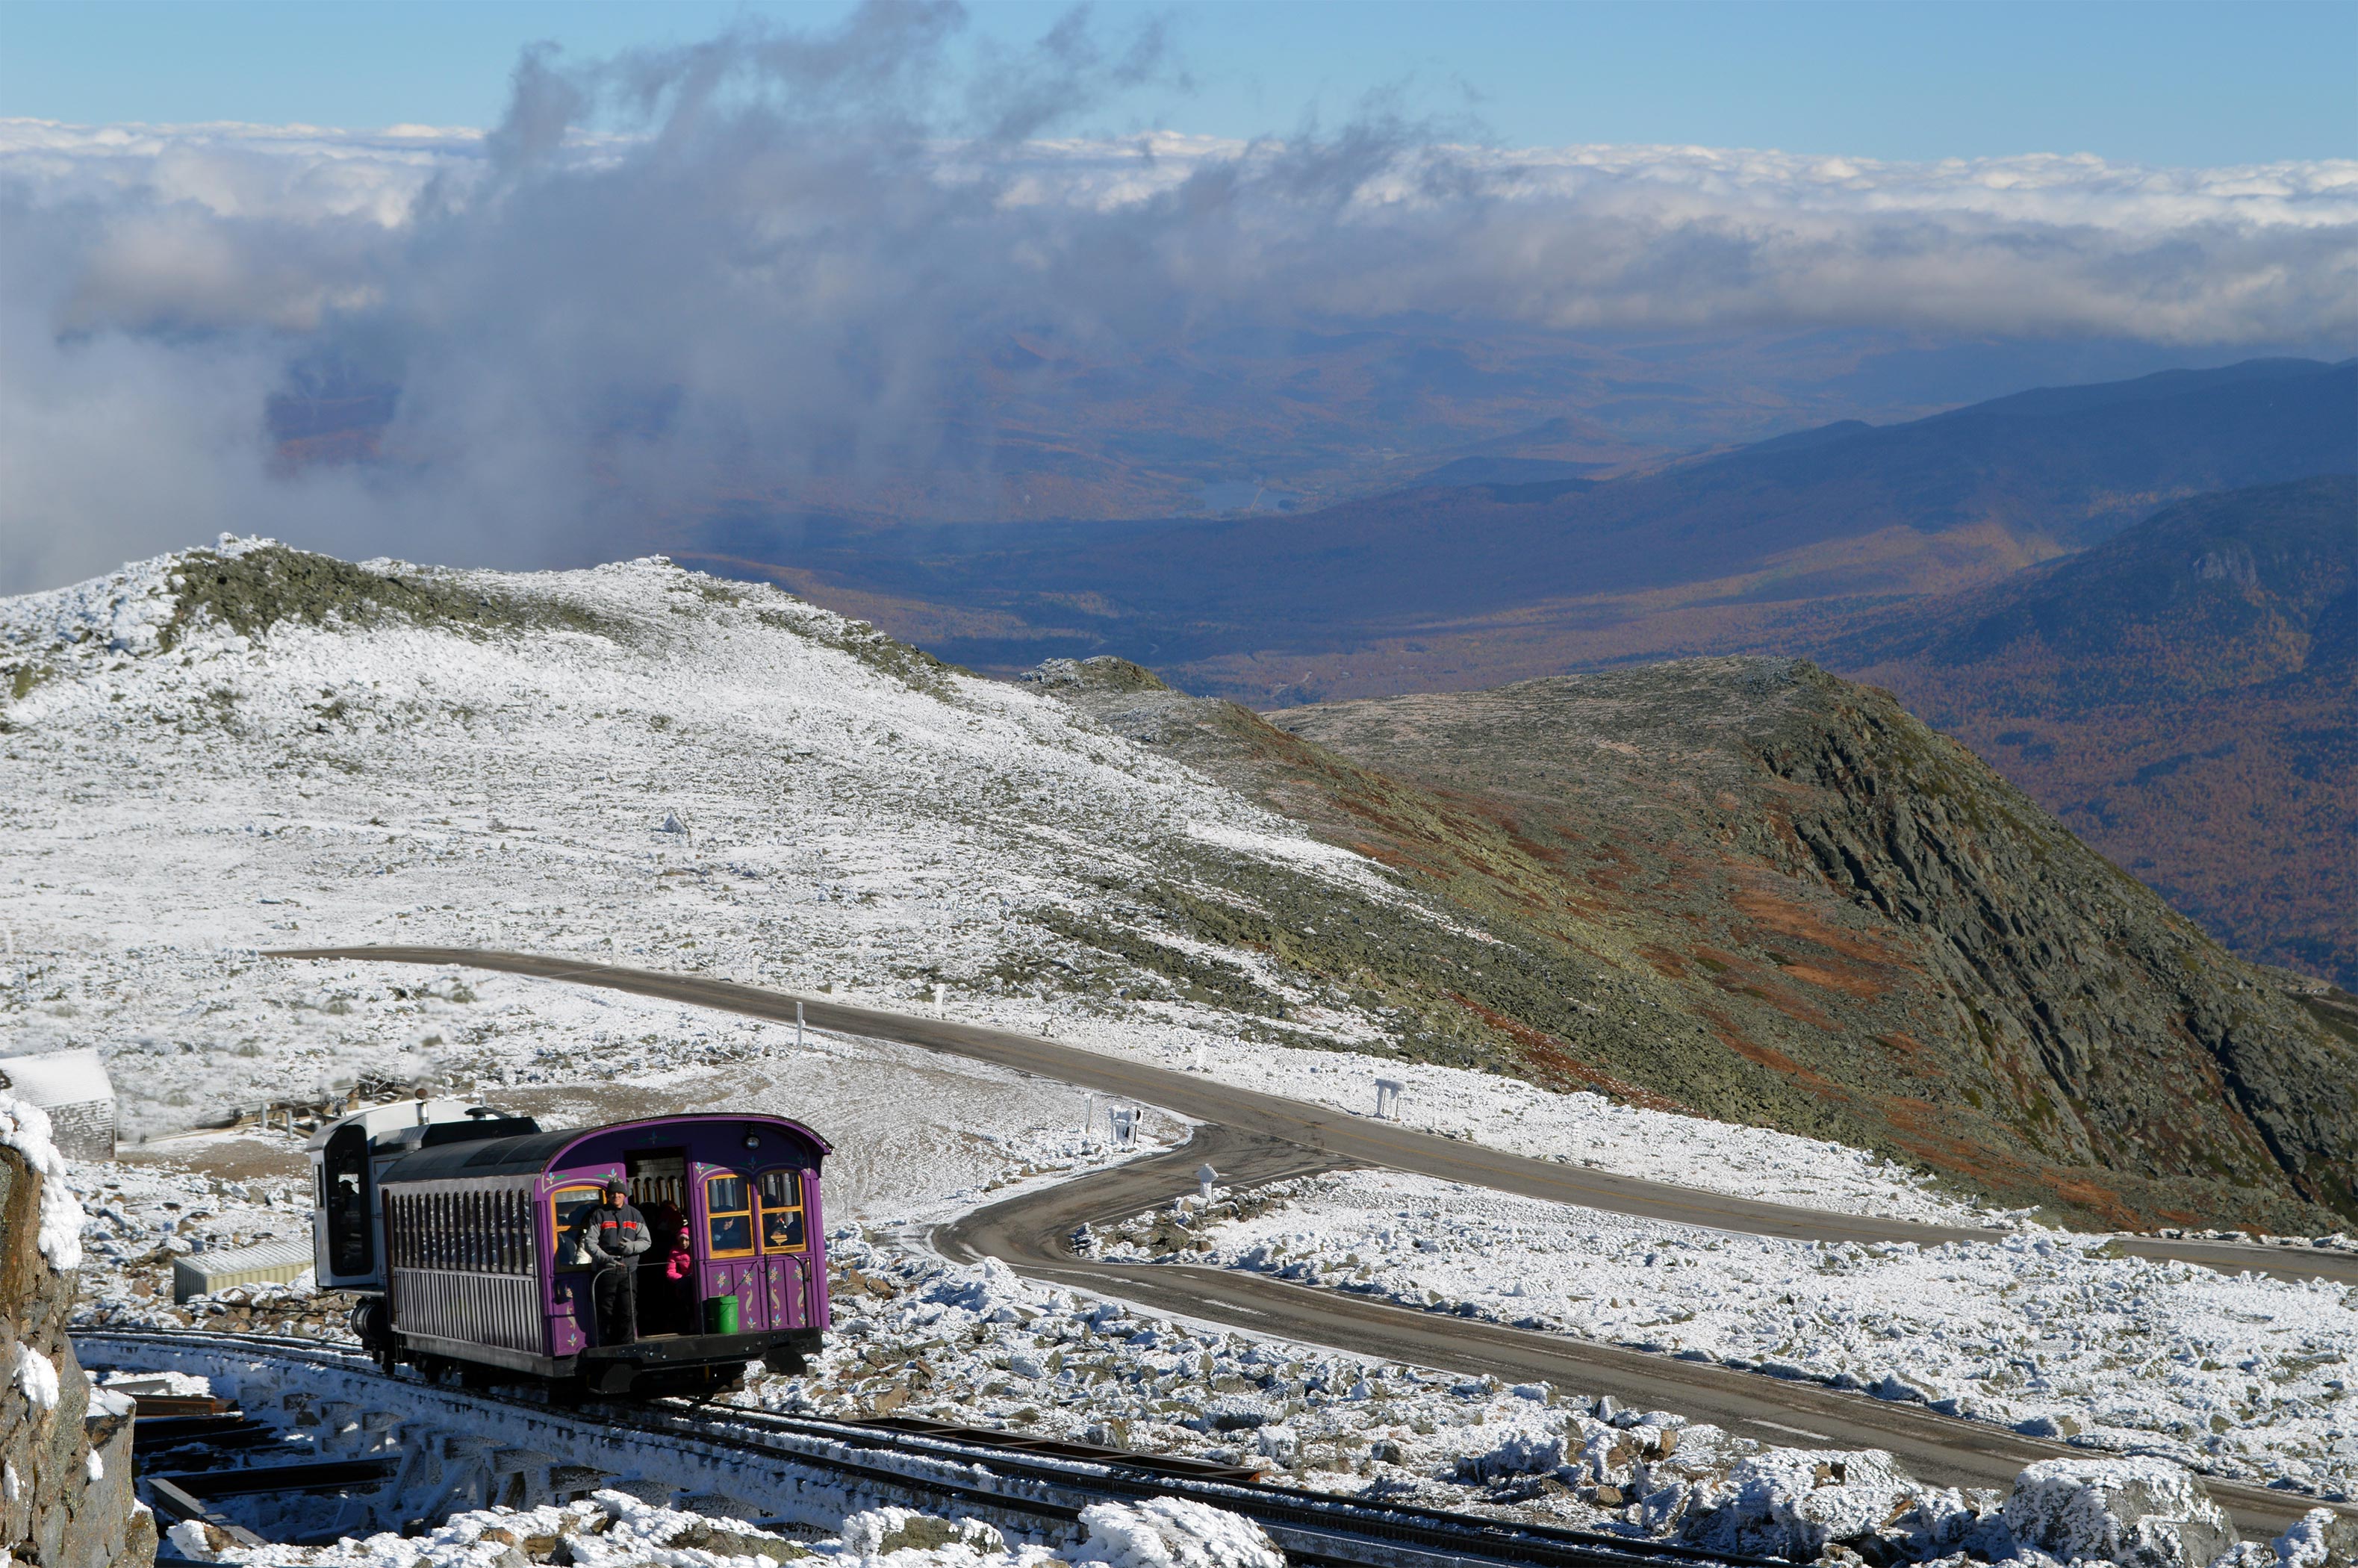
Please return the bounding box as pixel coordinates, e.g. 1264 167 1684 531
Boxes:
758 1167 808 1255
704 1172 756 1260
549 1183 606 1272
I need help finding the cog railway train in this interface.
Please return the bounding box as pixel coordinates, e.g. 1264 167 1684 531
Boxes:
307 1101 832 1395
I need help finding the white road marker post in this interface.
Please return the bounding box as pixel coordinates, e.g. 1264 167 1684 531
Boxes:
933 982 945 1017
1197 1163 1216 1207
795 999 806 1051
1081 1092 1098 1146
1375 1077 1404 1121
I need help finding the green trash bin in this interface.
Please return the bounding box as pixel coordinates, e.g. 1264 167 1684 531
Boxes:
704 1294 740 1335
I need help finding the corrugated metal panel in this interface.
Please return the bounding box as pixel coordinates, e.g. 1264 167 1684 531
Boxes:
172 1237 317 1303
390 1268 541 1353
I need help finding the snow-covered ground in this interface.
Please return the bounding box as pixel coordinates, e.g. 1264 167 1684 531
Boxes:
0 538 1990 1226
10 541 2345 1546
186 1490 1292 1568
1136 1171 2358 1497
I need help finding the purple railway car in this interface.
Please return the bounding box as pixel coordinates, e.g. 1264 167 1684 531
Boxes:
308 1103 830 1395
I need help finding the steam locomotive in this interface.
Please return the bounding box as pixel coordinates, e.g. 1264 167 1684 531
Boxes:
307 1101 831 1395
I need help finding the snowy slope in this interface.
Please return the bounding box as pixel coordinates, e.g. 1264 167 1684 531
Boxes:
1147 1172 2358 1496
0 538 1978 1224
13 540 2346 1534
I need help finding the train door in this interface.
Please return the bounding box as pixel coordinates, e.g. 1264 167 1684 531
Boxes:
318 1122 375 1284
756 1168 810 1329
626 1152 690 1337
697 1170 768 1331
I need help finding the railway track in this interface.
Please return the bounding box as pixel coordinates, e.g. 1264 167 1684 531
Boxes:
83 1328 1774 1568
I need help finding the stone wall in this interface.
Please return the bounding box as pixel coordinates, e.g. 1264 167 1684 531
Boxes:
0 1145 154 1568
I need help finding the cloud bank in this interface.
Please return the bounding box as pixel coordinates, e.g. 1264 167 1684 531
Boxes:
4 1 2354 593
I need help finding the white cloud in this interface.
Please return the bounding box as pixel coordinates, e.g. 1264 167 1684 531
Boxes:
1 4 2352 593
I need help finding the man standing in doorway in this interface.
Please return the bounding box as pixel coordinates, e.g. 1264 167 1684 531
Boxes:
568 1180 651 1343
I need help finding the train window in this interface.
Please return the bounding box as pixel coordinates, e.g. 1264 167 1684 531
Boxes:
757 1168 806 1254
705 1173 754 1257
550 1184 605 1270
321 1124 373 1278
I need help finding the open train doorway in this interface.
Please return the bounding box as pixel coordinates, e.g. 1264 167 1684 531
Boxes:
626 1150 693 1338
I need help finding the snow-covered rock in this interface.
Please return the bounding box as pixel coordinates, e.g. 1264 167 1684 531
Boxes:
0 1094 85 1272
2215 1508 2358 1568
1062 1497 1284 1568
2000 1457 2236 1568
1680 1448 1923 1561
1454 1424 1564 1482
835 1505 1007 1559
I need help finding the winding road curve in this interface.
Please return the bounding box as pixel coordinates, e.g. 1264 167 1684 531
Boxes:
271 947 2351 1534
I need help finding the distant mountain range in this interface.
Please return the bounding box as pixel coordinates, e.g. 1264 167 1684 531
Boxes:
1834 476 2358 989
696 358 2357 994
693 356 2356 695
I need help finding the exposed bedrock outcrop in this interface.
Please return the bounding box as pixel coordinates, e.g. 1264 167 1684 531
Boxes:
1 1107 155 1568
1036 654 2358 1230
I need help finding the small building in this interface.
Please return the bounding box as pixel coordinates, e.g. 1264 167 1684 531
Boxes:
173 1237 315 1304
0 1048 116 1161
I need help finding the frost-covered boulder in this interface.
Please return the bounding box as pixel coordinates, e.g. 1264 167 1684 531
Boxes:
2000 1457 2235 1568
835 1505 1007 1558
1195 1393 1279 1433
1062 1496 1284 1568
926 1257 1036 1322
1679 1448 1922 1561
1453 1424 1565 1482
2205 1508 2357 1568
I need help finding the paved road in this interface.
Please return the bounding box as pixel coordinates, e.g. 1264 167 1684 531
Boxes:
273 947 2351 1535
937 1127 2327 1536
273 946 2355 1283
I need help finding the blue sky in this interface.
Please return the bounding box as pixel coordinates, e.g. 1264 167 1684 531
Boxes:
2 0 2349 164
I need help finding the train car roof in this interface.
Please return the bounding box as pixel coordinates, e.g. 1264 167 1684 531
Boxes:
376 1113 830 1185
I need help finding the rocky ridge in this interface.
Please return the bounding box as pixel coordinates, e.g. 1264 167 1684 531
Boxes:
1032 656 2358 1231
